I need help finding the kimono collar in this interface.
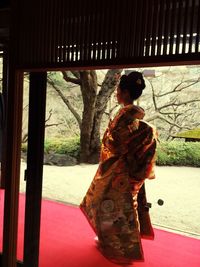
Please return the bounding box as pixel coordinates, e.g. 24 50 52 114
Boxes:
122 104 145 120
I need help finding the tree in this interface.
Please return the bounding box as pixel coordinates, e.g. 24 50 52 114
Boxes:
22 74 63 143
48 69 122 163
22 108 62 143
142 67 200 139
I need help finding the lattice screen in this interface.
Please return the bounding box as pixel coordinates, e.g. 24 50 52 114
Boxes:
11 0 200 69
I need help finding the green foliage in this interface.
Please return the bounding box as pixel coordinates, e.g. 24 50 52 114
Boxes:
44 137 80 158
47 71 78 89
156 141 200 167
47 72 65 87
21 137 80 159
22 139 200 167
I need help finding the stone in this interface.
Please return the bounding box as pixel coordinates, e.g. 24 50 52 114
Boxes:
44 153 77 166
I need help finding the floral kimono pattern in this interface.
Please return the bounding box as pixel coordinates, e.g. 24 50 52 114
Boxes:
80 105 157 264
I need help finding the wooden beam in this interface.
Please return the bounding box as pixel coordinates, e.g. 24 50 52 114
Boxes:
0 8 10 28
2 69 23 267
23 72 47 267
12 52 200 72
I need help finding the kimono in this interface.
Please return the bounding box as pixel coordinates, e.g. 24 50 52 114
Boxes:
80 104 157 264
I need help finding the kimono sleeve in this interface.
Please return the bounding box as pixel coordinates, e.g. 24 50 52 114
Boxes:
126 122 157 182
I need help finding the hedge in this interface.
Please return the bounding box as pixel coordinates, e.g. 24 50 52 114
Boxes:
156 141 200 167
21 137 80 159
44 137 80 157
22 139 200 167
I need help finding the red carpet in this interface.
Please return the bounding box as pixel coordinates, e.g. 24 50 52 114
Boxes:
0 189 200 267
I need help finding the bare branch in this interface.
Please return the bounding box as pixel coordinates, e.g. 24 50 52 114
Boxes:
45 122 63 128
159 111 182 116
104 104 119 117
70 71 81 79
23 104 29 111
158 99 200 111
109 104 119 114
146 78 158 111
48 78 82 129
146 113 191 130
62 71 81 85
155 78 200 97
45 109 53 123
22 122 63 143
45 109 63 128
22 133 28 143
175 79 200 91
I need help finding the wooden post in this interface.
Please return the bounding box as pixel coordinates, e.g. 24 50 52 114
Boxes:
2 68 24 267
23 72 47 267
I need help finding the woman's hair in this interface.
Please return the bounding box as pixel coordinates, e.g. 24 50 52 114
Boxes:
119 71 146 100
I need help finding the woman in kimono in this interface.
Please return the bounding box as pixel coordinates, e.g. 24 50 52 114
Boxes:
80 71 157 265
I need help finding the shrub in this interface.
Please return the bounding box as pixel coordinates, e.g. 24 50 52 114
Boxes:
22 139 200 167
21 137 80 159
44 137 80 158
156 141 200 167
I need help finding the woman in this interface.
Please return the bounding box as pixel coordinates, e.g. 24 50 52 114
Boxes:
80 71 157 264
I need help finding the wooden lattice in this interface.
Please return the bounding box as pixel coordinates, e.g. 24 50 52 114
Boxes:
11 0 200 69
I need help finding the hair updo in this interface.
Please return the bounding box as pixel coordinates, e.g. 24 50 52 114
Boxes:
119 71 146 100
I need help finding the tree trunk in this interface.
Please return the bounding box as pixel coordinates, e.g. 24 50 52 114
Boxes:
87 111 102 163
87 69 123 163
80 71 98 162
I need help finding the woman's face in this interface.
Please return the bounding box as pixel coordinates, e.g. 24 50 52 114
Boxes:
116 86 131 105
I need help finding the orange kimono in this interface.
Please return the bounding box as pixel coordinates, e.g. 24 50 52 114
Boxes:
80 105 157 264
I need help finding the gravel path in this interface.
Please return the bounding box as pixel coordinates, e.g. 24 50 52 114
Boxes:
20 163 200 238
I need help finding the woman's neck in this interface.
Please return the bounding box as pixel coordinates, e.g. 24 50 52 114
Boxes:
123 101 133 106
